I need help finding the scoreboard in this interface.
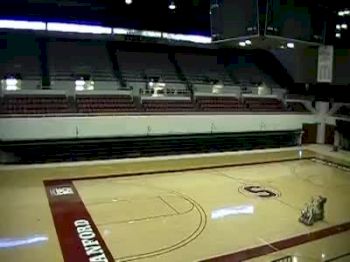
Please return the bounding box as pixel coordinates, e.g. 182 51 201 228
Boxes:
265 0 325 43
210 0 326 44
210 0 259 41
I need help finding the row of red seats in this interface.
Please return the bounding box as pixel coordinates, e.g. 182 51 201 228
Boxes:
0 95 288 114
77 108 138 113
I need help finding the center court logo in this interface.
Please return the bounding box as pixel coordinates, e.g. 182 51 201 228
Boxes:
238 184 281 199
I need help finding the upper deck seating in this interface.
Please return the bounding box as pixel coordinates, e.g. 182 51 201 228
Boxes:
117 51 179 83
175 53 232 85
48 41 116 81
0 34 42 89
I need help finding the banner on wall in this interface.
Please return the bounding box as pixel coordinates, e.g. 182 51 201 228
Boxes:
317 45 334 83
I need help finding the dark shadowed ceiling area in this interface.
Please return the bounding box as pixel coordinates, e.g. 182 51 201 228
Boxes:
0 0 348 46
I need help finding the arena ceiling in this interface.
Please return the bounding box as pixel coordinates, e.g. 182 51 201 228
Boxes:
0 0 348 47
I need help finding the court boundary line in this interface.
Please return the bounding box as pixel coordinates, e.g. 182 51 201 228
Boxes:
325 252 350 262
202 222 350 261
44 156 350 184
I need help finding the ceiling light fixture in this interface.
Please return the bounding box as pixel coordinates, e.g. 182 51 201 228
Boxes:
335 33 341 38
238 41 246 47
169 1 176 10
341 24 348 29
125 0 132 5
245 40 252 45
287 42 294 48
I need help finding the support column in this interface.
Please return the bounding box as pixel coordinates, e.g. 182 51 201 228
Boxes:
315 101 329 144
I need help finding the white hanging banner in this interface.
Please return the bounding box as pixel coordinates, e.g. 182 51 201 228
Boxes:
317 45 334 83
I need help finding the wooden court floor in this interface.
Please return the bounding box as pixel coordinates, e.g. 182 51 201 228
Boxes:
0 148 349 262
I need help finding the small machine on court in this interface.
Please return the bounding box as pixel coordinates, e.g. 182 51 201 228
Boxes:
299 196 327 226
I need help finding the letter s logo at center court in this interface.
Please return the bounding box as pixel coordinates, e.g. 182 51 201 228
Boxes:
239 184 281 199
243 186 277 198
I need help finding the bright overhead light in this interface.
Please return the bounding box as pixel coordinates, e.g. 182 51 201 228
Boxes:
169 1 176 10
336 24 341 30
162 33 211 43
238 41 246 47
341 24 348 29
125 0 132 4
335 32 341 38
6 78 18 86
287 42 294 48
113 28 129 34
0 20 46 30
141 30 162 38
245 39 252 45
344 10 350 15
47 22 112 34
338 11 344 16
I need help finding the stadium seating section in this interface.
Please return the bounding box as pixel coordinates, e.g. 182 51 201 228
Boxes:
118 51 179 83
0 35 41 81
243 97 286 112
0 94 70 114
48 41 116 81
196 96 244 112
76 94 137 113
175 53 232 85
142 99 195 112
286 101 311 113
0 37 310 115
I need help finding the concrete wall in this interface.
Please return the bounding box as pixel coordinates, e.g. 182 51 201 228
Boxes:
0 114 317 141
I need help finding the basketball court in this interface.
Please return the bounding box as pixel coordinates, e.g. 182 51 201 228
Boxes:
0 147 349 262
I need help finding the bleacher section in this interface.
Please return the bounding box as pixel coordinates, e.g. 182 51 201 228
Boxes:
0 94 69 115
48 41 116 83
196 96 244 112
142 99 195 112
76 94 137 113
175 53 232 86
286 101 311 113
117 51 180 83
0 34 41 88
243 96 286 112
227 55 278 87
0 93 291 115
